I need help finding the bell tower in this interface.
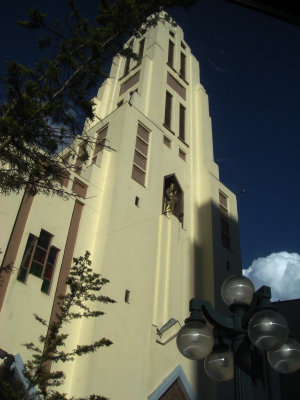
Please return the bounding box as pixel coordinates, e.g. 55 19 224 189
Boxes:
0 17 242 400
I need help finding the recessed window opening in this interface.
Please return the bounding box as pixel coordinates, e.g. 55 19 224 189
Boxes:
125 290 130 303
168 40 175 67
92 126 108 165
169 31 175 38
17 229 59 294
75 143 87 175
181 41 186 49
219 191 228 216
135 196 140 206
179 104 186 141
180 52 186 80
163 135 171 148
123 40 133 75
124 56 130 76
179 149 186 161
219 191 231 250
131 123 150 186
117 100 124 108
137 38 145 63
164 91 173 129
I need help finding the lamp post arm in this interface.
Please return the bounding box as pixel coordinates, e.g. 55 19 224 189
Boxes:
189 299 234 332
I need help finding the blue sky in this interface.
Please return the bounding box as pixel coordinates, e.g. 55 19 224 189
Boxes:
169 1 300 268
1 1 300 294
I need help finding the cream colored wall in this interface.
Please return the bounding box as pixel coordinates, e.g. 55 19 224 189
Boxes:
0 18 241 400
59 19 222 398
0 193 75 357
62 102 217 399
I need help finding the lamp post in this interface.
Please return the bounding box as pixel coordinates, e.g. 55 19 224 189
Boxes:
176 275 300 400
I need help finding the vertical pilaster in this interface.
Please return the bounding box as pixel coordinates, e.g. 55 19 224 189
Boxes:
0 191 34 310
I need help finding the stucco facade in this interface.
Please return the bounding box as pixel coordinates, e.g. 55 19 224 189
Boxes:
0 19 241 399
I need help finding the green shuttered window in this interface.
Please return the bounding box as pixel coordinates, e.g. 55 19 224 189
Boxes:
17 229 59 294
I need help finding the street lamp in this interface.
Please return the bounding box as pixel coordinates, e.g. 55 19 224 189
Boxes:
177 275 300 400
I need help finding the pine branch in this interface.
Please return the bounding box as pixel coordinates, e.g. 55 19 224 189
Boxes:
19 251 114 399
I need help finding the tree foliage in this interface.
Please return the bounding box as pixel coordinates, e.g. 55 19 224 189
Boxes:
0 0 195 198
0 251 115 400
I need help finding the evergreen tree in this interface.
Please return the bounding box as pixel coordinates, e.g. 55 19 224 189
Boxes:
0 251 115 400
0 0 195 198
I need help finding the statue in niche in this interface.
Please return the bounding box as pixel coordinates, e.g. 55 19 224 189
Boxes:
163 182 178 214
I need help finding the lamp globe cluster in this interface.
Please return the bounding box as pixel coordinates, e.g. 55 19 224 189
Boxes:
177 275 300 384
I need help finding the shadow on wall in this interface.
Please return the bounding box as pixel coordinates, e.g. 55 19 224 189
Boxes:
192 200 241 400
191 200 284 400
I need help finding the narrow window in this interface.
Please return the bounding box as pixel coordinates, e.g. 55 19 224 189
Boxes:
30 230 52 278
163 135 171 148
123 40 133 76
168 40 175 67
137 38 145 63
164 92 172 129
169 31 175 38
75 143 87 175
131 123 150 186
135 196 140 206
41 246 59 294
117 100 124 108
219 191 231 249
179 149 186 161
179 104 185 141
92 125 108 165
219 191 228 217
221 218 231 249
125 290 130 303
180 52 186 80
58 153 71 187
17 234 37 283
181 41 186 50
124 56 130 76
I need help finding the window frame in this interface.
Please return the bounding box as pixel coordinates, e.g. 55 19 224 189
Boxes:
179 104 186 141
179 148 186 161
168 40 175 68
17 230 59 294
92 125 108 165
137 38 145 64
131 123 150 186
164 91 173 130
219 191 231 250
163 135 171 148
123 39 134 76
180 52 186 80
75 143 87 175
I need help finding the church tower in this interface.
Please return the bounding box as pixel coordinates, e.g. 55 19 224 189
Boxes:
0 18 241 400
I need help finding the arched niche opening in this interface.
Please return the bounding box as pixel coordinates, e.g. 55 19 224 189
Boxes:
162 174 184 224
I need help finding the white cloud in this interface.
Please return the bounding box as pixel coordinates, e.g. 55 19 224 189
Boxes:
243 252 300 301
